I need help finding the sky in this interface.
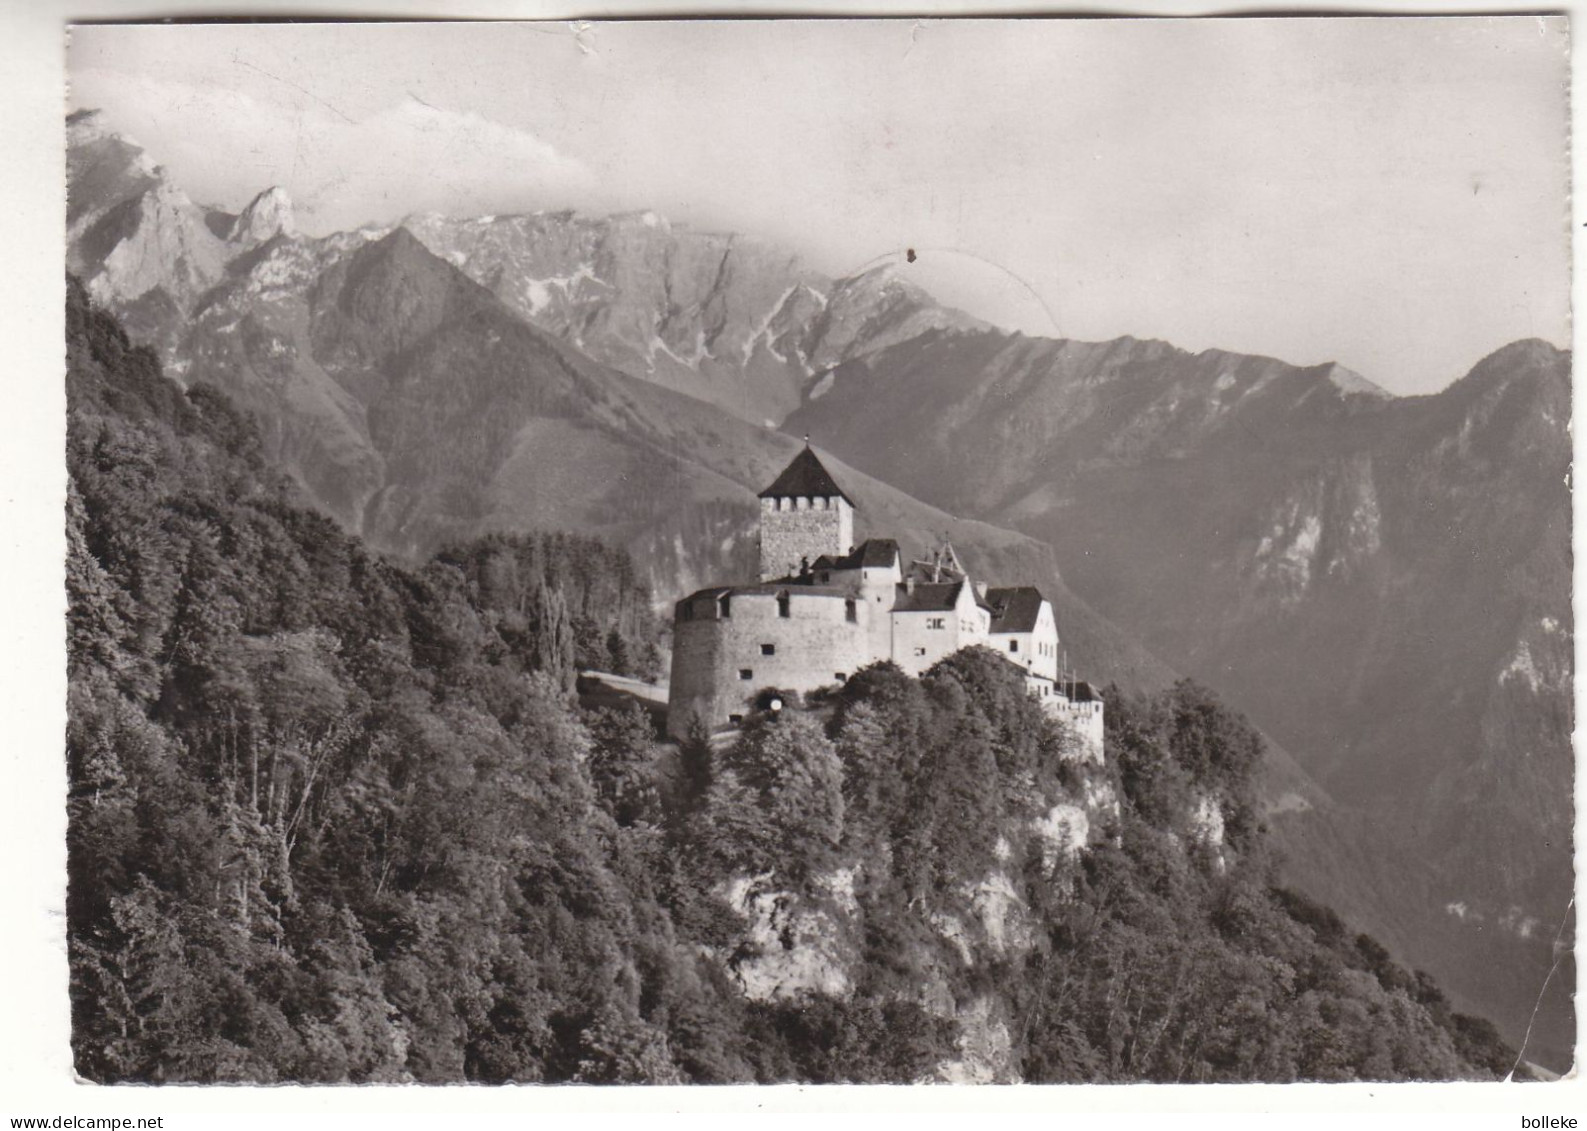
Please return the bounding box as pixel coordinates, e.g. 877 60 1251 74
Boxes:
67 17 1570 395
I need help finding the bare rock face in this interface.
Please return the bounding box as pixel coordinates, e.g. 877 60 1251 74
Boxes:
75 171 230 326
66 110 160 239
704 762 1126 1084
68 113 243 361
934 996 1018 1084
718 872 856 1001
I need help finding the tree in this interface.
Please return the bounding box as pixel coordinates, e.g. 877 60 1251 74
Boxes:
718 712 844 882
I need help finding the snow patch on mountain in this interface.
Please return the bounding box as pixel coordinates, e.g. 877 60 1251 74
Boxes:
741 283 804 365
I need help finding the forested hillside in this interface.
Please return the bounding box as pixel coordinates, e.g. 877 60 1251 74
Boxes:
65 279 1521 1083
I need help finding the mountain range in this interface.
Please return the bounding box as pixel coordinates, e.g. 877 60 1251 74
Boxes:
64 108 1574 1070
783 327 1574 1069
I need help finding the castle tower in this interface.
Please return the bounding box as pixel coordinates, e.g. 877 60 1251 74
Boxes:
757 445 855 581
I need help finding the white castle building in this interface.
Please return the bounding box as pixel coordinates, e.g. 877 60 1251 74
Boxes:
666 446 1103 757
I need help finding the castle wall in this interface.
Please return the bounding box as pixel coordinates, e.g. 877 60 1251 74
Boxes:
759 496 854 581
819 564 901 661
667 588 873 738
1056 699 1106 764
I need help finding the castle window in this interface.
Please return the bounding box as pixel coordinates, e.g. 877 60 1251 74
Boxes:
717 594 731 618
729 714 744 724
1010 639 1019 653
914 646 927 657
761 643 776 656
777 592 791 618
739 669 753 681
845 598 857 623
834 672 846 681
928 617 945 630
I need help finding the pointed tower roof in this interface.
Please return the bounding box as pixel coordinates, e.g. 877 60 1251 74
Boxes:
758 445 855 506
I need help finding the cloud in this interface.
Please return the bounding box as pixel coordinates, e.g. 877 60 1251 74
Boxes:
344 97 596 219
68 69 596 234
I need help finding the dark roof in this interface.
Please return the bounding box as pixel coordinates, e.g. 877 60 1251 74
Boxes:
986 586 1046 634
758 446 854 505
812 538 900 572
891 580 967 614
1059 679 1102 703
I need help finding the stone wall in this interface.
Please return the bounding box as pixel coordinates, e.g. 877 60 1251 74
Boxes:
667 588 873 737
759 495 853 581
1049 697 1105 764
858 572 898 662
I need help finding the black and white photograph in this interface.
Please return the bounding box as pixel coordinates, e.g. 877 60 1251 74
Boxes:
7 3 1579 1111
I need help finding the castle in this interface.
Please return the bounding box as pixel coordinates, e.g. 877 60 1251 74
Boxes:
666 446 1103 757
